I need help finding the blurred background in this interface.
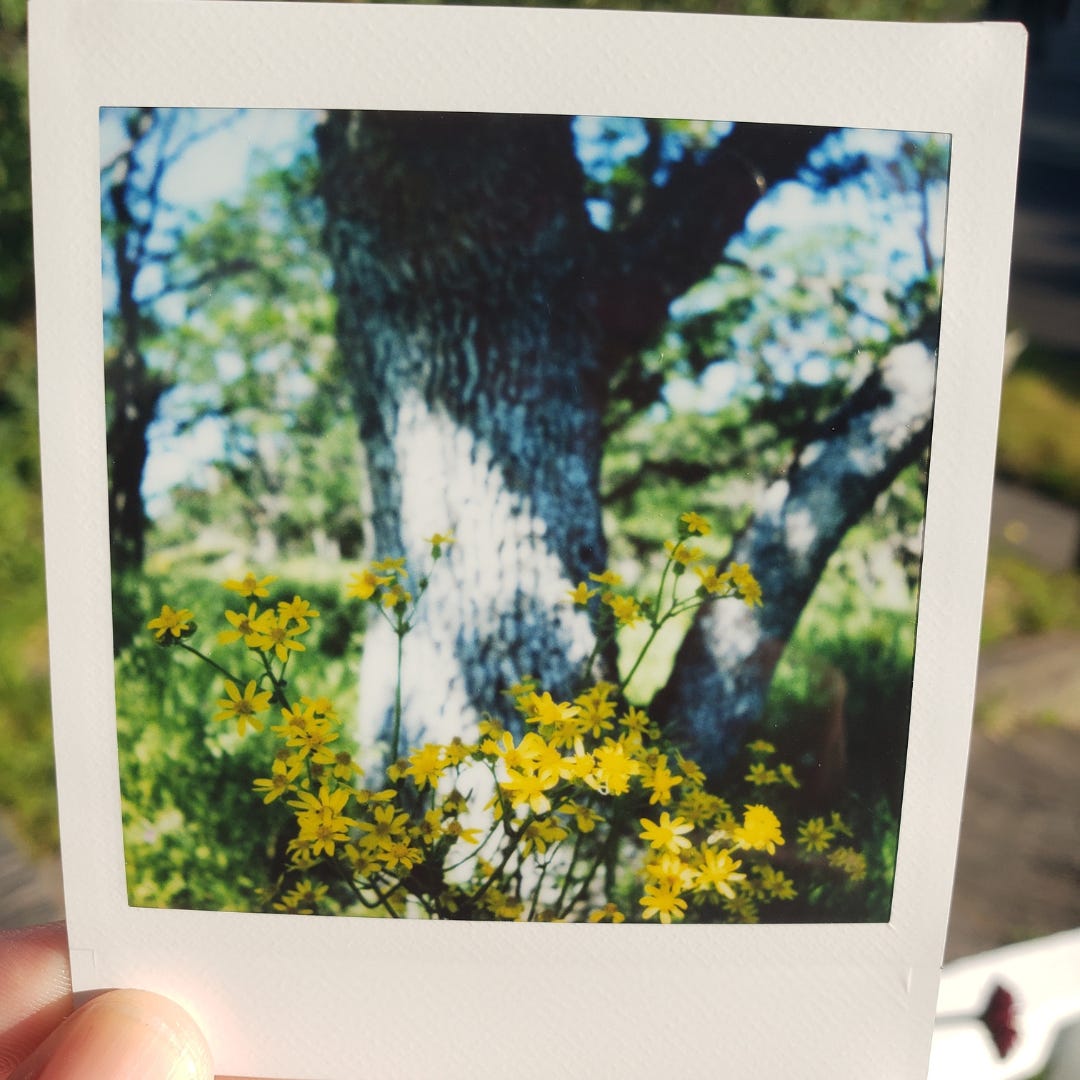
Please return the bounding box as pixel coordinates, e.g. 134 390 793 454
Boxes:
0 0 1076 1006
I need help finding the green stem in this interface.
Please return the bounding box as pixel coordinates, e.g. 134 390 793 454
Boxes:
616 622 663 699
553 827 586 917
527 857 551 921
469 813 533 908
177 643 243 684
390 629 405 763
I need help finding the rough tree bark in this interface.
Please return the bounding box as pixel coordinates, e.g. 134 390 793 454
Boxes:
317 112 612 750
104 109 170 573
317 110 921 769
653 328 938 776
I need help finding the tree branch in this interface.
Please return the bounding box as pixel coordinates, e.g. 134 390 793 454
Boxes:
651 322 938 775
592 122 833 374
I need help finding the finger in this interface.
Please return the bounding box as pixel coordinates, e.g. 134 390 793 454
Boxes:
0 923 72 1079
9 988 213 1080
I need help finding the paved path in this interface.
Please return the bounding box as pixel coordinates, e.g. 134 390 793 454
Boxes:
990 480 1080 572
0 814 63 930
946 720 1080 962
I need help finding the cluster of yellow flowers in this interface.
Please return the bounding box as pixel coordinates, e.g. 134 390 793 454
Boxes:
146 514 868 921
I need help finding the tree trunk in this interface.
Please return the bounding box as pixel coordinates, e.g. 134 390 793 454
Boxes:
653 333 938 776
104 109 168 575
317 110 926 775
105 348 167 572
317 112 612 753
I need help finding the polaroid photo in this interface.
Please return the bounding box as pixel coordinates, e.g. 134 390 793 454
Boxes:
29 1 1026 1077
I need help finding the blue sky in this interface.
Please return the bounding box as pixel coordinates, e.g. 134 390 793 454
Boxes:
99 109 949 516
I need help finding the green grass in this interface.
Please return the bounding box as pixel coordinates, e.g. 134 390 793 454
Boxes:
996 345 1080 508
0 321 56 854
115 567 364 911
981 553 1080 646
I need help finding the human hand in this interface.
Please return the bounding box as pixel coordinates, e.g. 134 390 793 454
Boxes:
0 921 213 1079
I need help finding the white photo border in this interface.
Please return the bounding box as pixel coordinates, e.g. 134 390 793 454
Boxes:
29 3 1025 1077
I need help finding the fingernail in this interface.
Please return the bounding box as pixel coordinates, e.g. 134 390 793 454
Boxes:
11 988 213 1080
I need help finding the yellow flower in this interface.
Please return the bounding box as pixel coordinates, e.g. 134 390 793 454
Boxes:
756 865 797 900
147 604 195 641
727 562 763 607
747 739 775 755
604 593 643 627
588 903 626 924
645 852 696 892
520 817 569 857
589 741 641 796
575 683 617 738
277 595 320 629
371 556 408 576
797 817 835 853
828 846 868 882
346 569 392 600
501 766 559 815
664 540 703 567
639 881 688 924
745 762 779 786
778 762 800 789
694 847 745 898
425 532 455 552
282 715 339 764
503 678 537 711
272 700 316 739
558 801 602 834
568 581 597 605
415 808 444 843
639 812 694 854
680 511 711 536
527 691 580 730
444 819 481 845
694 565 727 595
301 695 338 721
213 679 272 736
292 785 360 858
378 839 423 871
355 803 410 852
722 892 759 923
620 706 651 735
676 754 706 787
643 756 682 806
276 878 328 914
252 758 301 804
441 737 474 767
249 613 307 663
733 804 784 854
405 743 446 790
382 584 412 610
588 569 622 586
330 749 362 782
677 789 724 827
223 572 277 598
218 603 269 647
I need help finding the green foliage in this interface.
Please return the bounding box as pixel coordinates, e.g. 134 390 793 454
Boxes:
996 345 1080 507
0 0 33 319
116 568 363 910
981 554 1080 645
602 129 945 592
100 113 362 570
0 321 55 851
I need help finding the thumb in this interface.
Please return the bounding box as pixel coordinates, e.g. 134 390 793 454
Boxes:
10 988 213 1080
